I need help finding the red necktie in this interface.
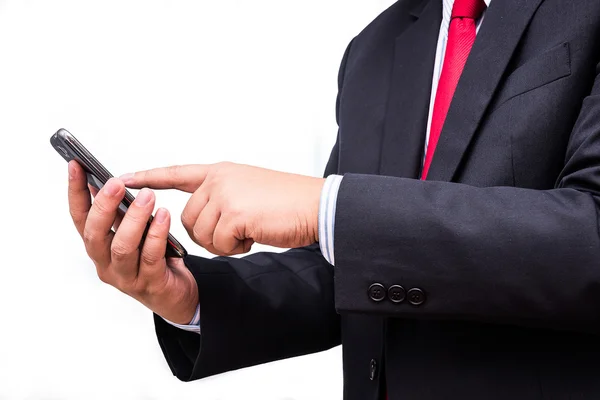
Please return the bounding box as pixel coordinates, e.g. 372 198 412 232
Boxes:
421 0 487 180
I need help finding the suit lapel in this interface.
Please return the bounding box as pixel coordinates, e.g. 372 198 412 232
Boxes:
425 0 546 182
379 0 442 179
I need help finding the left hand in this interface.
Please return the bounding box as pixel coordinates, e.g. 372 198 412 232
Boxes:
121 162 325 256
67 161 199 324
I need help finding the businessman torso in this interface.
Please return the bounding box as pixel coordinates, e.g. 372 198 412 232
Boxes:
154 0 600 398
333 0 600 398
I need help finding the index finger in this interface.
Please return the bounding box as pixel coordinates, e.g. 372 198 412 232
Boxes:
68 161 91 236
120 165 209 193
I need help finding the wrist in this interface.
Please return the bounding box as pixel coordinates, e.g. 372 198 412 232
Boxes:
174 276 200 325
158 263 199 325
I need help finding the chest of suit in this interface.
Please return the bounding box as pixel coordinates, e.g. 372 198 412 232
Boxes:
336 0 599 188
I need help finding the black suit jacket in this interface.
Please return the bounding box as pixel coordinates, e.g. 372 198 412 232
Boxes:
154 0 600 398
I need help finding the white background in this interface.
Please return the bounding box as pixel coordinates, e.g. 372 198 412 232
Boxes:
0 1 395 399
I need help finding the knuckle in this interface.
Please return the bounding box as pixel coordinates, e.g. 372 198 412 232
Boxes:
211 241 227 256
140 251 160 266
132 276 150 294
167 165 184 184
145 274 169 298
141 237 163 262
224 200 243 217
209 163 231 183
192 225 208 245
181 208 192 227
167 165 180 176
213 230 233 255
226 247 243 256
207 174 220 189
97 269 111 285
129 285 145 298
93 199 112 215
145 229 163 242
181 211 193 231
124 211 147 224
111 242 132 261
216 161 233 170
216 162 233 175
82 229 97 247
114 277 134 294
69 208 82 222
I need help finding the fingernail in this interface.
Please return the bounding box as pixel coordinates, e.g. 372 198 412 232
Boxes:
68 162 76 180
104 179 121 197
155 208 168 224
135 188 153 206
120 173 134 183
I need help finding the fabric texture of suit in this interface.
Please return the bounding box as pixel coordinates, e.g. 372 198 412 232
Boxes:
154 0 600 398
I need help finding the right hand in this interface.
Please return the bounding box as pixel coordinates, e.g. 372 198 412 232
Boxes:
67 161 199 325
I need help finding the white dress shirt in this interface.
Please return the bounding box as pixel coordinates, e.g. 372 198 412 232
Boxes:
168 0 492 332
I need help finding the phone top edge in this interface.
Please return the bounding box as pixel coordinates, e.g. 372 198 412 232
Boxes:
56 128 70 138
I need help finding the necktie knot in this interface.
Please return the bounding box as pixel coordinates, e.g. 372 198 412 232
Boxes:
451 0 486 20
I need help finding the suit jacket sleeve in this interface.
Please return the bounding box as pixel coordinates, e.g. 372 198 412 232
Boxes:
153 40 354 382
334 69 600 333
155 244 340 381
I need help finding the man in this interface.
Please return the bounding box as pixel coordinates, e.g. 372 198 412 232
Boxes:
66 0 600 398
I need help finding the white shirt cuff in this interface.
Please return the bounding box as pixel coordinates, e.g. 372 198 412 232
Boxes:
162 303 201 334
318 174 343 266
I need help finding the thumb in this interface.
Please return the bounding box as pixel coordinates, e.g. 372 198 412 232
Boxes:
120 165 209 193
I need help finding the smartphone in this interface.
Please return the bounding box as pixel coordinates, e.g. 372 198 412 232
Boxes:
51 128 187 258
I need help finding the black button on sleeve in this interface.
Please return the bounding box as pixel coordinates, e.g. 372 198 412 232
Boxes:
369 359 378 381
388 285 406 303
368 283 386 302
407 288 426 306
